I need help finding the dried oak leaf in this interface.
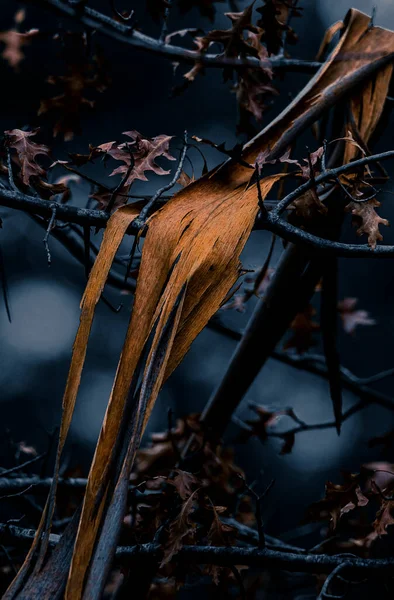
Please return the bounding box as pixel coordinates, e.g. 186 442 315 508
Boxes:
284 304 320 354
290 188 328 220
256 0 302 55
0 10 39 70
207 505 236 546
105 130 176 187
337 297 375 334
168 470 199 500
306 472 369 530
206 505 236 585
5 128 50 186
184 5 276 128
160 490 198 566
348 198 389 249
235 72 278 122
373 500 394 536
255 147 299 170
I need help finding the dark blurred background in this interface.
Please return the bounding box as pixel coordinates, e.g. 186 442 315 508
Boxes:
0 0 394 554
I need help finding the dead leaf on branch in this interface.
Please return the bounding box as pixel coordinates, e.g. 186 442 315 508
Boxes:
184 3 277 127
349 198 389 249
373 500 394 536
5 128 50 186
306 472 369 530
105 131 176 186
160 489 199 566
65 130 176 210
284 304 320 354
256 0 302 55
168 470 200 500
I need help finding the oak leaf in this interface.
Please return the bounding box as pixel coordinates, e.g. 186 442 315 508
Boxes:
284 305 320 354
106 130 176 186
160 490 198 566
337 297 375 334
5 128 50 186
306 472 369 530
373 500 394 536
349 198 389 249
256 0 302 55
168 470 199 500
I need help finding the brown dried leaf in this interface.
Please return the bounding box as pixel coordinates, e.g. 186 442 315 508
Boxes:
106 130 175 187
349 198 389 249
168 470 199 500
256 0 302 55
284 305 320 354
5 128 50 185
306 472 369 530
373 501 394 536
160 490 198 566
337 297 375 334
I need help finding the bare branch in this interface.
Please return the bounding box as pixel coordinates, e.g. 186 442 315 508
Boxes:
27 0 321 73
1 522 393 574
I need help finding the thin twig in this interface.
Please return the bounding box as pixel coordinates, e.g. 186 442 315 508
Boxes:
0 484 35 502
0 241 12 322
159 0 173 44
43 205 57 266
0 453 46 478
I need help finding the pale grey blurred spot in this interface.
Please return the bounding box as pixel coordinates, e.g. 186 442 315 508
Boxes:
0 279 79 359
71 371 115 444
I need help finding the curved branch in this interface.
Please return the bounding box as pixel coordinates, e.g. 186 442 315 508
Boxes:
28 0 321 73
263 214 394 257
272 150 394 216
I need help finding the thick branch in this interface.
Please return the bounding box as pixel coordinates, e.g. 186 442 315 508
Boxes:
0 188 109 229
0 523 393 575
28 0 321 73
